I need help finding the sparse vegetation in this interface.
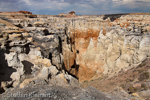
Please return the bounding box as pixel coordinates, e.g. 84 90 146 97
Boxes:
138 72 149 81
109 81 115 85
146 65 150 68
84 80 88 83
137 69 144 73
120 84 125 89
126 78 134 82
91 79 94 81
137 61 147 68
141 84 148 90
128 86 137 93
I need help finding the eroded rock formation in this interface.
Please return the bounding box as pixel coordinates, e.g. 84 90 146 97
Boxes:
0 17 78 94
0 13 150 99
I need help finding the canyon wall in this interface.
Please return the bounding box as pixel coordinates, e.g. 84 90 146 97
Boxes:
1 13 150 87
67 14 150 82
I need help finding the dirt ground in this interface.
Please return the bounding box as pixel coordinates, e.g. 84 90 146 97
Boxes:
81 58 150 99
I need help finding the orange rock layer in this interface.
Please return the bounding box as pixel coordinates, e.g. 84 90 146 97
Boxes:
63 29 104 82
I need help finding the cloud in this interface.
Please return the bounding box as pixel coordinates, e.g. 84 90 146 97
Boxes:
0 1 20 11
0 0 149 15
112 0 150 11
21 0 31 5
19 0 70 11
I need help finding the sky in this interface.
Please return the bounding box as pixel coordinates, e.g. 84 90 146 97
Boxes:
0 0 150 15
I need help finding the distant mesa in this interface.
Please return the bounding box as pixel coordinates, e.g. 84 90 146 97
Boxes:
58 13 67 17
58 11 77 18
17 11 32 14
69 11 75 15
3 11 16 13
0 11 32 14
0 11 36 19
67 11 76 18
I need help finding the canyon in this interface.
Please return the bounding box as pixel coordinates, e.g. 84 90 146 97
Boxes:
0 11 150 99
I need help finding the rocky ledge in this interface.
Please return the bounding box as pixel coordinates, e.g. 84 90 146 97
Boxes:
0 12 150 99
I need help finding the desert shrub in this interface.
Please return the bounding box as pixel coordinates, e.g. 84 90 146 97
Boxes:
120 84 125 89
84 80 88 83
138 72 149 81
141 84 148 90
137 69 144 73
128 86 137 93
126 78 134 82
137 60 147 68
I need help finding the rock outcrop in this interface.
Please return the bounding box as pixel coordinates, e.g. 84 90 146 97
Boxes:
0 16 78 94
0 12 150 99
67 14 150 82
58 11 77 18
17 11 32 14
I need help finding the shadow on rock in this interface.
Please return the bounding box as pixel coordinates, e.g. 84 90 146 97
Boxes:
21 60 33 75
0 50 17 94
103 13 129 22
